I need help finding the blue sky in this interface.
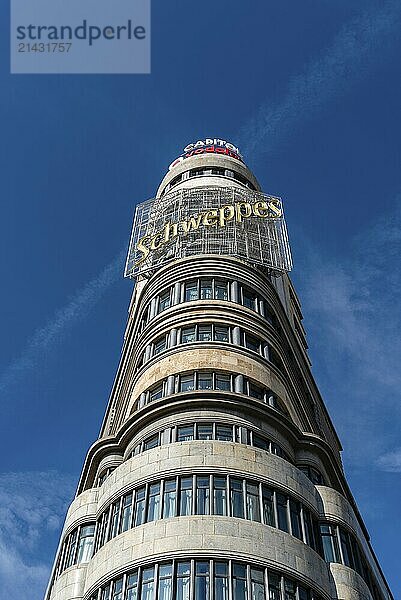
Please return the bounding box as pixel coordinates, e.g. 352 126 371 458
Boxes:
1 0 401 598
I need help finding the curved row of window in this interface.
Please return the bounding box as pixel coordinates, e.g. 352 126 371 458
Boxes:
136 370 287 415
140 277 274 332
82 475 323 566
88 560 323 600
129 421 290 464
161 165 256 195
138 324 282 372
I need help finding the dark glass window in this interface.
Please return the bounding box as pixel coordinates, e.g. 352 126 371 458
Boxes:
159 291 171 312
180 374 195 392
214 326 229 342
199 325 212 342
215 562 229 600
182 326 196 344
215 373 231 391
213 477 227 515
121 493 133 533
196 476 210 515
248 382 264 400
134 487 146 526
142 567 155 600
245 334 260 352
253 435 269 451
149 385 163 402
262 486 275 526
246 483 261 522
200 279 213 300
176 562 191 600
242 289 256 310
154 336 167 355
144 433 159 451
232 563 247 600
101 584 111 600
267 573 281 600
158 564 173 600
113 578 123 600
179 477 193 516
76 524 95 563
320 524 340 562
215 281 228 300
276 493 289 532
198 424 213 440
340 529 354 569
177 425 194 441
147 483 161 522
109 500 120 540
126 572 138 600
216 425 233 442
195 562 210 600
198 372 213 390
289 500 302 539
185 281 199 302
230 478 244 518
163 479 177 518
66 529 78 568
298 588 309 600
284 579 296 600
251 568 265 600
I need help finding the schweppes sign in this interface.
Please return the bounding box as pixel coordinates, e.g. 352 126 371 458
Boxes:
135 197 282 266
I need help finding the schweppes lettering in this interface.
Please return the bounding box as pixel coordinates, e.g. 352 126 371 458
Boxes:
135 198 282 266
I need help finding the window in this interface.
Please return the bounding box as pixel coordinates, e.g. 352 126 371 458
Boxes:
215 562 228 600
134 487 146 526
149 384 163 402
158 564 173 600
101 584 111 600
147 483 161 521
142 567 155 600
245 334 261 353
109 500 120 540
276 493 289 532
163 479 177 518
267 573 281 600
242 288 256 310
320 524 340 562
262 486 275 526
158 291 171 313
298 465 324 485
248 382 264 400
76 524 95 563
199 325 212 341
154 336 167 355
215 373 231 391
121 493 133 533
213 477 227 515
199 372 213 390
340 529 354 569
195 562 210 600
182 326 196 344
214 326 229 342
230 478 244 518
251 568 265 600
180 374 195 392
215 281 228 300
198 424 213 440
66 529 78 568
284 579 296 600
144 433 159 451
185 281 198 302
216 425 233 442
289 500 302 539
232 563 247 600
200 279 213 299
179 477 193 515
246 483 261 522
196 476 210 515
126 572 138 600
177 425 194 441
113 578 123 600
176 562 191 600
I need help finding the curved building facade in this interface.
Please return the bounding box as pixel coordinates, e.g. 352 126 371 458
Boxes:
45 142 393 600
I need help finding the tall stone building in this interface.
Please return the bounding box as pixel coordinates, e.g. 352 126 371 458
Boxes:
45 141 393 600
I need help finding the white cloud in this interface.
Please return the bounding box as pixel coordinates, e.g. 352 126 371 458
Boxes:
0 471 75 600
376 449 401 472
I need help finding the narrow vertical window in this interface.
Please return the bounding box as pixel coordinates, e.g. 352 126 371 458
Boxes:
177 425 194 441
214 562 229 600
158 563 173 600
230 478 245 518
200 279 213 299
320 524 340 562
215 280 228 300
179 477 193 516
276 493 289 533
195 562 210 600
267 573 281 600
159 291 171 312
180 374 195 392
66 529 78 568
213 477 227 515
284 580 296 600
176 562 191 600
154 336 167 355
113 578 123 600
147 483 161 522
198 424 213 440
163 479 177 518
127 572 138 600
289 500 302 539
181 327 196 344
232 563 247 600
121 493 133 533
134 487 146 526
339 529 354 568
262 487 275 527
76 524 95 563
199 325 212 342
214 325 229 342
298 587 309 600
109 500 120 540
216 425 233 442
142 567 155 600
198 372 213 390
246 483 261 522
196 476 210 515
251 568 265 600
215 373 231 391
185 281 199 302
101 583 111 600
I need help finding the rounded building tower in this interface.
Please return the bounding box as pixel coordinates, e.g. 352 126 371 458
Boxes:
45 140 393 600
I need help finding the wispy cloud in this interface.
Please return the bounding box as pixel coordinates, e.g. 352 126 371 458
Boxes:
376 449 401 472
0 248 126 394
297 195 401 465
239 0 401 156
0 471 75 600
